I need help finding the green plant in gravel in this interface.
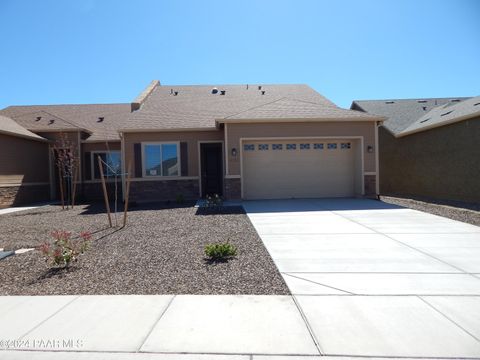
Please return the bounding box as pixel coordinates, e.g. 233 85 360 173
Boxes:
204 242 237 260
37 230 91 268
205 193 223 207
176 193 185 204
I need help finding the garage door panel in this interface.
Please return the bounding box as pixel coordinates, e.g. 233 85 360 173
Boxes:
242 139 356 199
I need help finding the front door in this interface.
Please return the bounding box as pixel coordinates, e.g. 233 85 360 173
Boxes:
200 143 223 197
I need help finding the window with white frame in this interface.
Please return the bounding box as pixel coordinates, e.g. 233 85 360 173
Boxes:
92 151 121 179
143 143 179 177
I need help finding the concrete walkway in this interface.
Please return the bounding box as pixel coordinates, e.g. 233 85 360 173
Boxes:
244 198 480 358
0 203 49 216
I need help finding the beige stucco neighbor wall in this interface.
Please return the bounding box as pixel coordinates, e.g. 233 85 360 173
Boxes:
0 133 50 184
225 121 377 175
123 130 224 177
0 133 50 207
379 118 480 204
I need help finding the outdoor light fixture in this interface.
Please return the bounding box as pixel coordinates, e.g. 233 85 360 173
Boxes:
231 148 237 157
367 145 374 153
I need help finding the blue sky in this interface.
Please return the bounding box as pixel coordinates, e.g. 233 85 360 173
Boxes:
0 0 479 109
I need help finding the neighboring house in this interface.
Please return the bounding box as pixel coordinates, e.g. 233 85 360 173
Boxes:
351 96 480 204
0 81 384 206
0 115 50 207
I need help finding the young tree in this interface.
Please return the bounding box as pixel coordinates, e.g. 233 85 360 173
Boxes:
52 133 79 209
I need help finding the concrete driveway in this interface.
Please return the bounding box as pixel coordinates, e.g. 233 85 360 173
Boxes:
244 198 480 358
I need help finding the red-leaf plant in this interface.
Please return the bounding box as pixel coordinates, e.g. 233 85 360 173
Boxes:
37 230 92 268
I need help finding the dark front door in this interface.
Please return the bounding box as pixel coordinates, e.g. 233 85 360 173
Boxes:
200 143 223 197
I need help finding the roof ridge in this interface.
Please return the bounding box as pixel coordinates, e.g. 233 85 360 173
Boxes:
3 103 130 109
352 96 470 103
223 97 287 119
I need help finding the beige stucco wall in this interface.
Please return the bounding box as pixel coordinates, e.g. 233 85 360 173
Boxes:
225 121 377 175
0 133 50 184
82 142 121 153
379 118 480 204
123 130 224 177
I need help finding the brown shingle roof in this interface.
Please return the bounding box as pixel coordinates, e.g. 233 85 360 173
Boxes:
0 104 131 141
0 115 48 141
120 84 382 131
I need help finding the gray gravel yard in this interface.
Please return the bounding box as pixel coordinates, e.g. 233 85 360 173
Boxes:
381 196 480 226
0 203 289 295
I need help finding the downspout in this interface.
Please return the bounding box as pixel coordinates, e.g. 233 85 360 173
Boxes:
120 132 126 202
375 121 381 197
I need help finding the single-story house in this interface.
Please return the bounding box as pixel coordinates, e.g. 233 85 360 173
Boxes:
0 81 384 206
351 96 480 204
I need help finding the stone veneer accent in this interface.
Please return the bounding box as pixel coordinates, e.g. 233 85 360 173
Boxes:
364 175 377 197
224 178 241 200
129 179 199 202
0 184 50 207
81 182 120 201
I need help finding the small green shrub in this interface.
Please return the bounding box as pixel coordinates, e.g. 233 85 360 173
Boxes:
176 193 185 204
205 242 237 260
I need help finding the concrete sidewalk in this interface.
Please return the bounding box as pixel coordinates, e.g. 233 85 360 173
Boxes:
244 198 480 358
0 295 319 358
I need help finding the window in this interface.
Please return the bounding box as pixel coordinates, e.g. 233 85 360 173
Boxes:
243 144 254 151
93 151 121 179
341 143 351 149
258 144 269 151
272 144 283 150
327 143 337 150
300 143 310 150
143 143 179 177
286 144 296 150
313 143 324 150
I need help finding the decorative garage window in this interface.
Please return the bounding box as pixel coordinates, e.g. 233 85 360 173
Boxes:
258 144 269 151
341 142 351 149
143 143 179 177
327 143 337 150
92 151 121 179
300 143 310 150
243 144 255 151
272 144 283 150
313 143 324 150
286 144 297 150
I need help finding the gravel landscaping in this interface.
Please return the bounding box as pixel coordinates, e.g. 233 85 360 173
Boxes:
0 203 289 295
381 195 480 226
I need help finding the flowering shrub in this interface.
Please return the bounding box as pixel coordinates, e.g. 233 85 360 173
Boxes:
205 194 223 207
38 230 91 268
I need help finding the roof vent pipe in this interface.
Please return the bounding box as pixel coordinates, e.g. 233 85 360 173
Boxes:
49 119 55 125
261 90 265 95
97 117 104 122
36 116 42 121
174 91 178 96
258 85 262 90
422 106 427 111
220 90 226 95
211 87 218 94
170 89 173 94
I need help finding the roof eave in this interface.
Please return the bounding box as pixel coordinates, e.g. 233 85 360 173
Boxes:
396 111 480 138
0 130 50 143
217 115 386 125
118 127 219 133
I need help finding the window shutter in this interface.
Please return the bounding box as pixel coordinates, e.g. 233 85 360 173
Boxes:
134 143 142 178
84 152 91 180
180 142 188 176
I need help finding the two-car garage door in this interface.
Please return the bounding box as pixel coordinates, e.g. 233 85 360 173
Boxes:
242 139 358 199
